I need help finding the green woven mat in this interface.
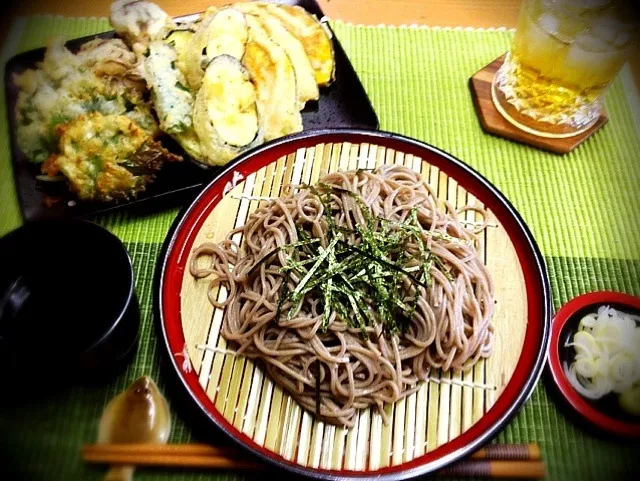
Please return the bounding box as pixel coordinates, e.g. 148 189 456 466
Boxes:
1 16 640 481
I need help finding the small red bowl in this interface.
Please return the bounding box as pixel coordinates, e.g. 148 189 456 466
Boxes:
548 291 640 438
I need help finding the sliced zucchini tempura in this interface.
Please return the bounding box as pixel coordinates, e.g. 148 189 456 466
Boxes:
184 7 249 91
164 28 195 77
193 55 261 166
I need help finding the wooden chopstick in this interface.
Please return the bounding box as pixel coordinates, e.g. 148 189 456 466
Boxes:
82 443 544 479
438 460 545 479
83 444 238 457
83 450 262 470
82 442 540 461
471 443 541 461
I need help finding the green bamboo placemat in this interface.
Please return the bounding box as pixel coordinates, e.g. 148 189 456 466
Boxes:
1 15 639 481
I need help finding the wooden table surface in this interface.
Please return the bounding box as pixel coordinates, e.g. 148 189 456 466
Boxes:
3 0 639 91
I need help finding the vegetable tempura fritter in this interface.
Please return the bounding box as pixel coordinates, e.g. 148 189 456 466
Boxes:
42 113 181 202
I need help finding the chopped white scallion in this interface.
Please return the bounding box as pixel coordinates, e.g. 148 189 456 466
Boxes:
564 305 640 414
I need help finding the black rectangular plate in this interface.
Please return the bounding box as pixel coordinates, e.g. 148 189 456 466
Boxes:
4 0 378 222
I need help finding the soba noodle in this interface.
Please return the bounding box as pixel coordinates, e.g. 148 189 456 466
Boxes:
190 165 494 427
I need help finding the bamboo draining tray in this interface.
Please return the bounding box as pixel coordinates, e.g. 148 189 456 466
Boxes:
177 140 527 472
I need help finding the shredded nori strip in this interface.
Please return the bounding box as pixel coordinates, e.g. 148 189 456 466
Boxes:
263 184 454 337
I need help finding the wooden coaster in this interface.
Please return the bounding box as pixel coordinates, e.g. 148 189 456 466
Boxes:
469 55 608 155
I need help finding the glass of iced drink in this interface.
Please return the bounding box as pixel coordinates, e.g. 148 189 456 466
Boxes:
492 0 638 138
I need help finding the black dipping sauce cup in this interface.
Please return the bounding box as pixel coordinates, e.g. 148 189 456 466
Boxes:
0 219 139 387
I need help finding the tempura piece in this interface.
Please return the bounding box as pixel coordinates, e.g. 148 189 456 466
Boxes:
42 113 181 202
261 2 335 86
235 2 319 108
193 55 261 166
14 37 158 164
110 0 176 54
183 7 249 91
243 14 302 141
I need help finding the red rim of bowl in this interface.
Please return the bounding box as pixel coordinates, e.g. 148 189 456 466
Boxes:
548 291 640 438
154 128 551 480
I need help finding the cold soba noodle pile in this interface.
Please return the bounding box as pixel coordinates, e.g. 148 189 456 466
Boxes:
190 165 494 427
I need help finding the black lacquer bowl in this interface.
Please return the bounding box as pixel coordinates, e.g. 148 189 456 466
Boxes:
0 219 139 387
